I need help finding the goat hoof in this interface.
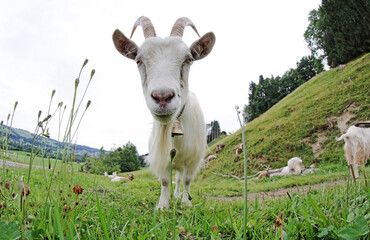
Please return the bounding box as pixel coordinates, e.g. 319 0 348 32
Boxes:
181 198 192 207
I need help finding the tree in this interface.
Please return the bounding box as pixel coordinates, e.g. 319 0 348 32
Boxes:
244 55 323 122
304 0 370 68
207 120 221 143
104 142 141 172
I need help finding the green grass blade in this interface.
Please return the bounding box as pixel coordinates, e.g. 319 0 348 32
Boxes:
53 205 65 240
306 196 330 226
96 193 110 240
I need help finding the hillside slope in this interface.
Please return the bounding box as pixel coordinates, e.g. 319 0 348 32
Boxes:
206 53 369 177
1 126 102 158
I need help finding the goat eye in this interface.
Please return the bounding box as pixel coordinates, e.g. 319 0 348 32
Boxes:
185 57 193 64
136 59 143 66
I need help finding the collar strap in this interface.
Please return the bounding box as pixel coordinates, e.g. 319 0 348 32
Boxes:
177 104 186 118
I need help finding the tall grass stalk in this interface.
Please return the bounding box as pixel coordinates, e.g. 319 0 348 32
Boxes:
1 101 18 182
235 106 248 239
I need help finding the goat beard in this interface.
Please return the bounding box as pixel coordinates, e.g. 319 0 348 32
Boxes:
146 121 173 177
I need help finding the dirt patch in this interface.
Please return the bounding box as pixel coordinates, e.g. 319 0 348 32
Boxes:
304 102 358 157
210 180 346 202
331 102 358 133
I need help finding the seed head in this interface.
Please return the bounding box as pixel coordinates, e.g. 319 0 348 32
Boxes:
5 182 10 190
170 149 177 159
86 100 91 109
82 59 88 68
75 78 80 87
14 101 18 110
90 69 95 79
72 185 83 195
42 115 51 123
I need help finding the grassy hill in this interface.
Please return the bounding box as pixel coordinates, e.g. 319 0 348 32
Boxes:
206 53 369 177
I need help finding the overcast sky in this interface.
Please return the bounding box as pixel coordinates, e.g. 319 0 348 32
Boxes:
0 0 321 154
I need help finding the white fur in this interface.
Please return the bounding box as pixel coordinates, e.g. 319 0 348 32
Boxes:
337 124 370 178
104 171 117 178
287 157 304 175
113 18 215 209
146 92 206 208
280 157 304 175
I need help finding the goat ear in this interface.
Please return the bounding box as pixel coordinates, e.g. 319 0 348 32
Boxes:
190 32 216 61
112 29 138 60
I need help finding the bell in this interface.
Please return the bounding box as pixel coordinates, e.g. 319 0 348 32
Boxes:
171 119 184 137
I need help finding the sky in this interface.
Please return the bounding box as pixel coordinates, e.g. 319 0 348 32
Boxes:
0 0 321 154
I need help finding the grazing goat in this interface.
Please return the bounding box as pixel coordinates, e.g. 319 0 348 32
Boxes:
113 17 215 209
337 122 370 178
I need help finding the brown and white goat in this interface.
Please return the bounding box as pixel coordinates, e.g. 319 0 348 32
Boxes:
113 17 215 208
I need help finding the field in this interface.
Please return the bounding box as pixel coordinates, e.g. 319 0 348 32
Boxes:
0 160 369 239
1 55 369 239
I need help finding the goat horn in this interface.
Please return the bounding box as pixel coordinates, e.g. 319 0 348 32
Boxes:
130 16 156 39
170 17 200 38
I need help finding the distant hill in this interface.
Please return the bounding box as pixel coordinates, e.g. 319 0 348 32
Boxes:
1 125 102 160
205 53 369 177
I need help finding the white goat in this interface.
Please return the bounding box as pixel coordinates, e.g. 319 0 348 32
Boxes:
337 122 370 178
281 157 304 175
113 17 215 209
104 171 117 178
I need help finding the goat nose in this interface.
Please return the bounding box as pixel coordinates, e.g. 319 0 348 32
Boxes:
151 91 175 107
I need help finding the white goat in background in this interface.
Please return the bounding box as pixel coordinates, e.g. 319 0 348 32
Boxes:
113 17 216 209
104 172 117 178
337 122 370 178
281 157 304 175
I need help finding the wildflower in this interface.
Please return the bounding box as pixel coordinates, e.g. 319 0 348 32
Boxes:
178 226 186 237
5 182 10 190
72 185 83 195
212 225 218 232
21 185 30 197
274 212 284 227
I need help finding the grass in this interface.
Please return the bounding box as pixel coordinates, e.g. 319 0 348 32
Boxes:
2 150 81 171
206 53 370 176
1 164 369 239
0 55 369 239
